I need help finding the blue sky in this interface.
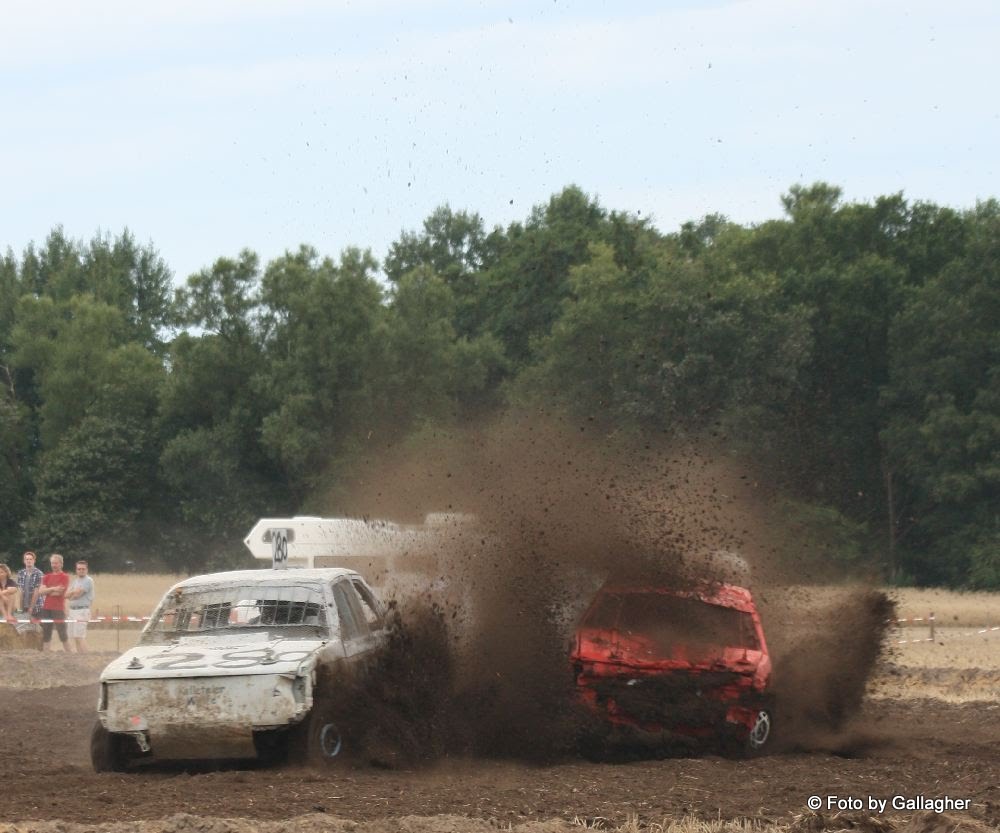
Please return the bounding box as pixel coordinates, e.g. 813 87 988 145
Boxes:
3 0 997 283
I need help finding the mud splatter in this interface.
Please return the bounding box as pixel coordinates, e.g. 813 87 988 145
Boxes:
770 589 895 751
323 412 891 762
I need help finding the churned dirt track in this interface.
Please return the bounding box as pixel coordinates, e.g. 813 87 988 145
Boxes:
3 422 997 831
1 673 998 829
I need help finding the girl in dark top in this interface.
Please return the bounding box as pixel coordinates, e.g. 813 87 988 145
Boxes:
0 564 18 621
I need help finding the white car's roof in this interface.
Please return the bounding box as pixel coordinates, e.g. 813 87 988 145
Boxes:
169 567 360 591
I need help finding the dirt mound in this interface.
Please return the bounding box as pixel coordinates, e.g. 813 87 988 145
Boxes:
0 813 576 833
791 812 996 833
897 812 998 833
2 816 996 833
790 811 894 833
0 649 115 688
870 664 1000 703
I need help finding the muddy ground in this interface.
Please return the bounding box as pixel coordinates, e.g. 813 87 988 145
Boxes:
0 656 997 830
3 425 997 832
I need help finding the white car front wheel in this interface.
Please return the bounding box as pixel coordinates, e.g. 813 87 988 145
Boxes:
90 722 133 772
292 699 348 766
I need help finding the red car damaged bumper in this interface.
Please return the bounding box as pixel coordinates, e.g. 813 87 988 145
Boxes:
569 584 774 750
573 661 762 741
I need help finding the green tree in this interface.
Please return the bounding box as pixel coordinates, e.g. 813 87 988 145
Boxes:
13 294 133 447
23 413 160 566
519 242 810 432
0 371 32 553
0 251 21 354
82 230 174 350
259 246 386 493
726 185 973 577
384 206 494 286
384 266 507 423
26 226 84 300
160 250 279 565
0 228 174 557
11 293 166 564
385 206 499 339
478 185 611 367
175 249 263 339
882 201 1000 586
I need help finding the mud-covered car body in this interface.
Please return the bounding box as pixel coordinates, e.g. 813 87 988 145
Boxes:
570 582 773 753
93 568 385 769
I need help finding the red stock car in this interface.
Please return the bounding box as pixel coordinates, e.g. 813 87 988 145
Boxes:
569 582 774 756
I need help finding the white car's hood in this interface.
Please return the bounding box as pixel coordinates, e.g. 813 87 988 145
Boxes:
101 632 333 680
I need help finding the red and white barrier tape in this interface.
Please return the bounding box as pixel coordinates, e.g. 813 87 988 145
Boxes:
5 615 151 625
892 624 1000 644
890 614 936 644
7 615 998 642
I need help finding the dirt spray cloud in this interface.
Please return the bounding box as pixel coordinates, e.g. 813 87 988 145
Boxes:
325 411 891 763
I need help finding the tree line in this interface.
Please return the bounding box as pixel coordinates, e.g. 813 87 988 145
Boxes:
1 183 997 587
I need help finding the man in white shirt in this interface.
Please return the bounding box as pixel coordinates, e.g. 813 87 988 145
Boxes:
65 560 95 653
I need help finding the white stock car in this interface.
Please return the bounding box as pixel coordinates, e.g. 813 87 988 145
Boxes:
91 567 387 771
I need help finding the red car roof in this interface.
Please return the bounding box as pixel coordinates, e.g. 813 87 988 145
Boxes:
595 583 757 614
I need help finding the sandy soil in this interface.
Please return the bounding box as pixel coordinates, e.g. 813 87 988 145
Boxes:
0 653 997 832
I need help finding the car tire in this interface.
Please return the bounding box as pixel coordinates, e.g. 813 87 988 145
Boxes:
253 728 291 765
90 721 132 772
743 707 774 756
577 723 614 762
290 698 348 766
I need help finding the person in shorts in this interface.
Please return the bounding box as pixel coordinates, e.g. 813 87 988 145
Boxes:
31 553 71 652
65 559 95 652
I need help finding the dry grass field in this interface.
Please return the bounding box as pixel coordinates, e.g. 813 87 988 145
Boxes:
1 810 988 833
886 588 1000 672
78 572 181 652
891 587 1000 627
760 585 1000 627
875 587 1000 702
88 572 182 618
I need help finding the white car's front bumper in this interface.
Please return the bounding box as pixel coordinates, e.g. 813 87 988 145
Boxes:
99 673 311 759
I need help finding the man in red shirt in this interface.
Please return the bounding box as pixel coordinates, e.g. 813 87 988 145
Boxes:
31 553 71 652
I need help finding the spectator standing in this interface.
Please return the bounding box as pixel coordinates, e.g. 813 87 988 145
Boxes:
16 551 43 617
0 565 18 620
31 553 71 652
65 560 95 652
